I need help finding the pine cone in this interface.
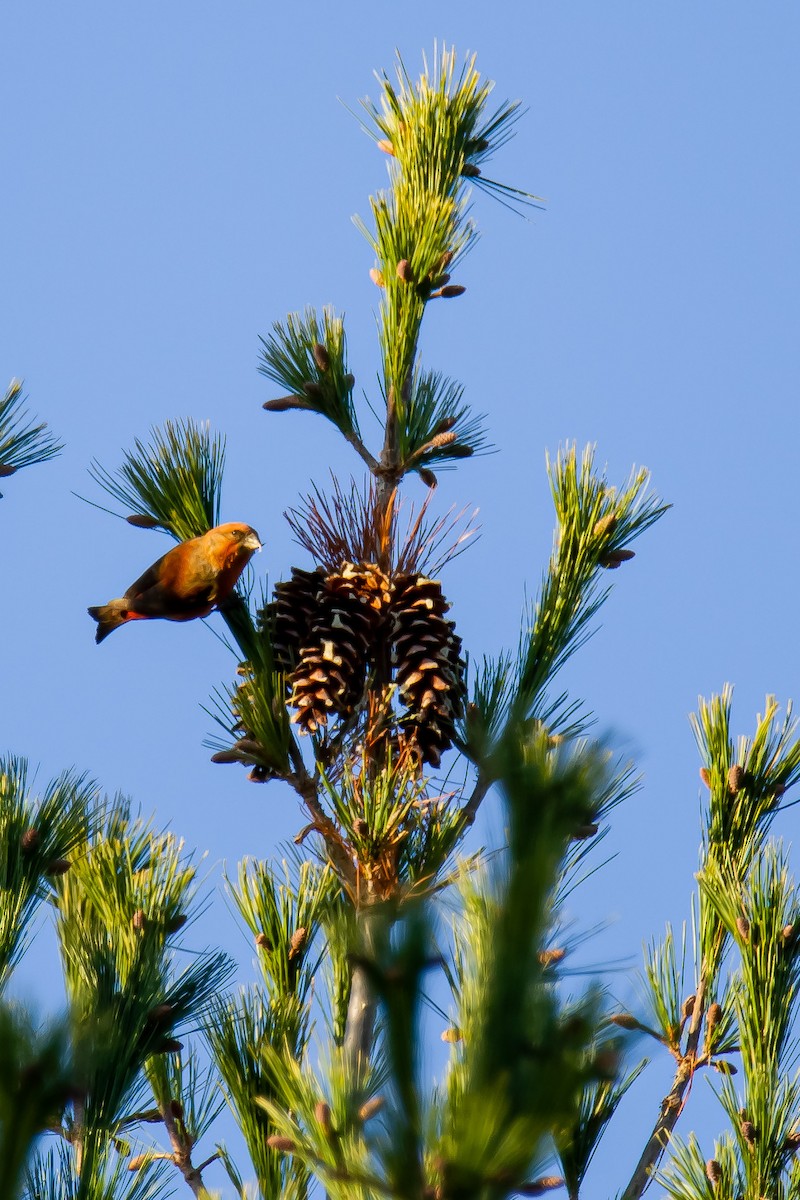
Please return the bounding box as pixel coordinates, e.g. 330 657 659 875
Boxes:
260 567 326 671
257 562 465 763
289 562 391 735
391 574 466 766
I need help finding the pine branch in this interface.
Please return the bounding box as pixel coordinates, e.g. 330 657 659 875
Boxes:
259 306 364 448
437 732 617 1198
0 1008 83 1198
88 418 225 541
206 988 310 1200
400 369 489 473
355 47 532 523
556 1059 649 1199
621 694 800 1199
515 445 668 719
0 757 97 988
142 1050 225 1197
53 800 233 1162
0 379 62 489
229 856 336 1005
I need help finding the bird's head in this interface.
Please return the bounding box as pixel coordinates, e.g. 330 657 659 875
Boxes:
212 522 263 555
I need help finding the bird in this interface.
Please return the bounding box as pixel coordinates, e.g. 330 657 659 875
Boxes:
88 522 262 643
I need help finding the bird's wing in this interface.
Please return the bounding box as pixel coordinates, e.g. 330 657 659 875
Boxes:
123 557 166 600
126 580 216 617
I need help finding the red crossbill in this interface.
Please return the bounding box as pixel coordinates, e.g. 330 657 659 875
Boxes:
88 522 262 643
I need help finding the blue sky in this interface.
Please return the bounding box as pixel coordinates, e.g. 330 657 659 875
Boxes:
3 2 800 1193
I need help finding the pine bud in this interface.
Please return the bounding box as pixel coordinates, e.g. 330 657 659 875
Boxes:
592 514 618 539
572 823 599 840
358 1095 385 1121
428 431 457 450
147 1003 175 1024
263 396 310 412
267 1135 296 1152
352 818 369 837
735 915 750 941
441 1027 462 1043
157 1038 184 1054
255 932 273 950
132 908 147 931
376 138 395 155
170 1098 184 1120
164 913 187 933
396 258 414 282
782 923 797 946
699 768 712 789
0 463 18 477
772 782 787 799
314 1100 333 1135
706 1158 722 1184
289 926 308 960
302 380 323 399
783 1130 800 1153
369 268 385 287
438 284 466 298
461 163 481 177
609 1013 639 1030
593 1046 620 1078
126 513 161 528
312 342 330 372
419 467 438 489
466 137 490 154
599 548 635 569
234 738 264 758
681 994 696 1019
728 764 746 794
539 947 566 968
45 858 70 876
211 749 240 763
740 1119 756 1146
714 1060 736 1074
343 372 355 389
20 828 40 853
706 1002 723 1028
248 767 269 783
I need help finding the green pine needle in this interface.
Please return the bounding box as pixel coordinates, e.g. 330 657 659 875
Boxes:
514 445 669 718
400 369 489 470
258 306 360 439
0 379 62 477
88 418 225 541
0 757 97 987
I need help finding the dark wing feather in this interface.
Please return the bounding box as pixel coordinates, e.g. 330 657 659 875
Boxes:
124 551 175 600
125 581 216 617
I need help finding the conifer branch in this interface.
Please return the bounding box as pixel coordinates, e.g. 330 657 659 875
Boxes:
621 694 800 1199
259 307 362 445
88 418 225 541
0 379 62 487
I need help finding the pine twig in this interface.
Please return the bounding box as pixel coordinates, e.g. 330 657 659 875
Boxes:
458 772 491 827
344 431 379 470
287 758 356 893
620 976 709 1200
161 1100 213 1198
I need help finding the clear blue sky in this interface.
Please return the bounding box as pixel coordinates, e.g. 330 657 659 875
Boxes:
2 2 799 1194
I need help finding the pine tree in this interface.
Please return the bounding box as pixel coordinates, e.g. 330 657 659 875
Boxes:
5 45 800 1200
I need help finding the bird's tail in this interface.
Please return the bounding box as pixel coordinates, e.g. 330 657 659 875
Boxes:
88 600 131 643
